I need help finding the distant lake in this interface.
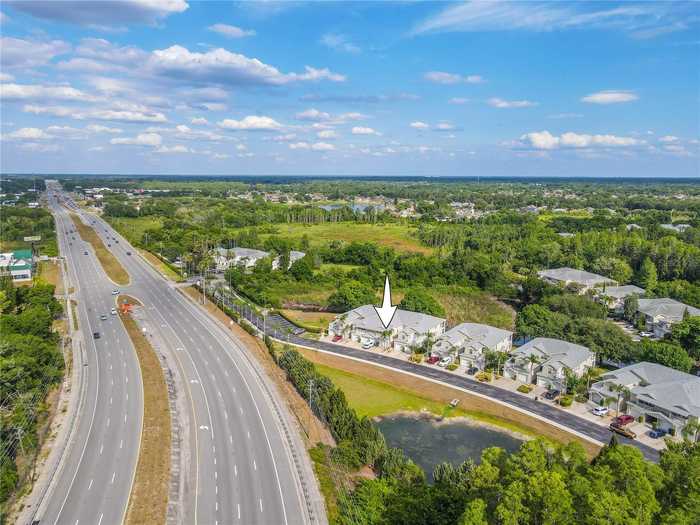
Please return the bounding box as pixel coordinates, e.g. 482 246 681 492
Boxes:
376 414 524 482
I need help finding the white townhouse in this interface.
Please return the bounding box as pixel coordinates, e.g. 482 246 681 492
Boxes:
328 305 446 352
537 267 617 293
636 298 700 338
504 337 595 392
589 362 700 436
214 247 270 271
596 285 645 313
432 323 513 370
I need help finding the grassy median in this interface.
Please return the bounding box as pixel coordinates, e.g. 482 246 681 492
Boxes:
118 295 171 525
70 213 129 285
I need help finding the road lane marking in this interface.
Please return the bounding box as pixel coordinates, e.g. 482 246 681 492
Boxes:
88 479 93 490
234 464 237 476
253 460 257 470
237 504 240 520
111 472 116 483
259 499 263 513
99 444 103 455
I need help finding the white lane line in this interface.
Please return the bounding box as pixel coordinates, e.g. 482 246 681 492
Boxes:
106 417 110 427
111 472 116 484
216 501 218 512
110 397 112 405
247 431 250 439
98 513 104 525
99 444 103 455
253 459 257 471
124 413 127 423
259 499 263 513
88 479 93 490
234 464 237 477
237 504 240 520
120 439 123 449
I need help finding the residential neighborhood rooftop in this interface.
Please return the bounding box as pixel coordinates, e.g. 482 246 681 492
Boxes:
537 267 615 287
436 323 512 352
339 304 445 333
637 298 700 322
512 337 594 371
599 284 645 300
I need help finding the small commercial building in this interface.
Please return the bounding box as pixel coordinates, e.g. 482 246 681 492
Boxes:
0 249 34 282
432 323 513 370
504 337 595 392
589 362 700 435
328 305 446 352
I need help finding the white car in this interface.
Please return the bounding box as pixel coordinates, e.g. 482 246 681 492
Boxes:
361 340 375 349
592 406 609 417
438 357 452 367
111 290 119 295
110 308 117 315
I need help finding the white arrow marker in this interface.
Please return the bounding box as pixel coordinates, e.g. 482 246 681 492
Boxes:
374 275 397 329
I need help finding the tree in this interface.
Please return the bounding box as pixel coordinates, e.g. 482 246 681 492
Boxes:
458 499 488 525
639 339 694 372
515 304 568 339
669 316 700 360
592 256 633 284
398 287 445 317
289 256 314 281
623 294 639 322
638 257 658 293
327 280 376 311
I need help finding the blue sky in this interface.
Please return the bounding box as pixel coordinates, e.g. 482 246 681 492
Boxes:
1 0 698 177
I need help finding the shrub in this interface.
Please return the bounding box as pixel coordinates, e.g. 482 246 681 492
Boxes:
446 363 459 371
475 371 493 382
409 353 423 363
517 384 533 394
559 394 574 407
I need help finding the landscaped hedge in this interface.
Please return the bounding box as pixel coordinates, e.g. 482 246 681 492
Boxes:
559 394 574 407
517 384 534 394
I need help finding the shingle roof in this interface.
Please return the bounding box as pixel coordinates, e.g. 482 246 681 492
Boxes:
339 304 445 333
435 323 512 352
596 362 700 419
512 337 593 370
599 285 645 300
231 247 270 259
637 298 700 322
537 267 615 287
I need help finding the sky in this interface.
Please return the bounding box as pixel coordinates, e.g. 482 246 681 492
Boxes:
1 0 699 178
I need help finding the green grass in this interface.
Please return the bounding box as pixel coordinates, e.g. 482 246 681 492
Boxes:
279 309 336 331
314 363 546 441
308 445 340 524
256 222 432 254
433 285 515 330
319 263 362 273
108 216 163 245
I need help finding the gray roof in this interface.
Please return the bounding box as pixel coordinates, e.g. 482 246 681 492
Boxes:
537 267 615 287
595 362 700 419
231 247 270 260
512 337 593 370
434 323 512 352
337 305 445 333
289 250 306 261
599 285 645 300
637 298 700 322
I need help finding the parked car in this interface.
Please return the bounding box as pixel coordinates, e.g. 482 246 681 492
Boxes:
609 423 636 439
126 251 132 256
112 290 119 295
649 428 667 439
93 332 101 339
110 308 117 315
466 366 479 375
613 414 635 426
332 335 342 342
592 406 609 417
438 356 452 367
84 251 89 255
361 340 374 349
543 389 560 400
100 314 107 321
639 331 654 338
426 355 440 365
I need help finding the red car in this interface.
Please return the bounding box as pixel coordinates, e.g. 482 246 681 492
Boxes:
426 355 440 364
614 415 635 426
332 335 342 342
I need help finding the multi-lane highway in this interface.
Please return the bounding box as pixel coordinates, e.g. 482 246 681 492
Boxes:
41 184 319 525
39 187 143 525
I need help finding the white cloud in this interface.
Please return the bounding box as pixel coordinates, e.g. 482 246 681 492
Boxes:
0 37 71 69
272 133 297 142
548 113 583 119
9 0 188 27
24 104 168 123
488 97 537 108
662 144 691 156
0 82 97 102
581 90 638 104
424 71 484 84
45 125 86 139
288 141 335 151
320 33 360 54
434 122 457 131
449 97 469 105
410 121 430 130
191 117 208 125
519 130 643 150
111 132 162 146
289 142 310 150
208 23 255 38
88 146 105 152
352 126 381 136
659 135 679 143
4 127 52 140
317 130 338 139
217 115 282 131
147 45 345 86
235 143 247 151
155 144 190 154
295 108 331 121
19 143 62 153
0 73 14 82
87 124 122 133
411 1 694 39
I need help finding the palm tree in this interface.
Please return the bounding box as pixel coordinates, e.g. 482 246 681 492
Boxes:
611 384 630 416
526 354 540 383
381 329 392 350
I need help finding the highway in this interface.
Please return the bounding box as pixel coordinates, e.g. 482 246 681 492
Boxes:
39 187 143 525
55 190 316 524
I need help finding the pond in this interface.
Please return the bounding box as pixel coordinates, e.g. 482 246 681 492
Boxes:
376 414 525 482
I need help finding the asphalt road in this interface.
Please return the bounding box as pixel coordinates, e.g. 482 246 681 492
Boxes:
40 189 143 525
62 197 313 524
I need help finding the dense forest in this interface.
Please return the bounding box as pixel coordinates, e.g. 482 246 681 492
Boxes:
0 278 64 507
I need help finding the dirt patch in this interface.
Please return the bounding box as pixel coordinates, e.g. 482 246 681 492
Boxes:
180 286 334 447
119 298 170 525
38 260 64 295
69 213 129 285
294 347 602 459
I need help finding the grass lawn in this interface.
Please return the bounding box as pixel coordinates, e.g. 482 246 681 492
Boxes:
433 286 515 330
108 216 163 245
138 249 182 282
257 222 432 254
70 214 130 285
319 263 362 273
314 362 545 440
279 309 336 332
38 260 64 295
